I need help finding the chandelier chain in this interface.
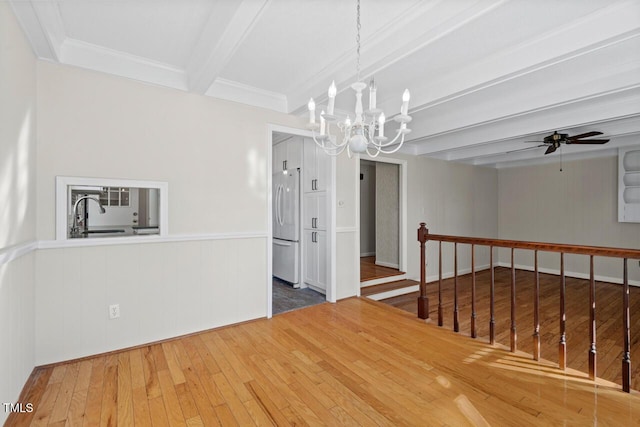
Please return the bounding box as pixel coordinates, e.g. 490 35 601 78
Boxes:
356 0 361 82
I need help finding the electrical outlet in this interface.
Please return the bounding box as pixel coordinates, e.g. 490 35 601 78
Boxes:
109 304 120 319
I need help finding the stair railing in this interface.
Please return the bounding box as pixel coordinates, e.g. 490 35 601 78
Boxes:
417 222 640 392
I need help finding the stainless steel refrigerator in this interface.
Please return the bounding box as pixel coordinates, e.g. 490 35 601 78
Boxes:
273 169 300 286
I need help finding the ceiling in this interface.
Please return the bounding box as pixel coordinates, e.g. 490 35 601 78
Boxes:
10 0 640 168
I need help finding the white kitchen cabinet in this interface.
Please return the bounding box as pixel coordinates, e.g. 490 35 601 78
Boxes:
273 137 302 172
302 136 329 294
303 137 328 192
303 192 326 231
303 229 327 292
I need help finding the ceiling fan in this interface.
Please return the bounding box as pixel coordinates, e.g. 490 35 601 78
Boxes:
524 131 610 155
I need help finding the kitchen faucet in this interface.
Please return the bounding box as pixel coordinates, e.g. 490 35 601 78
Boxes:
70 196 106 236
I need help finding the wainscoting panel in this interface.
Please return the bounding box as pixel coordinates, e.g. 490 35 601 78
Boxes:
0 251 35 419
35 237 266 365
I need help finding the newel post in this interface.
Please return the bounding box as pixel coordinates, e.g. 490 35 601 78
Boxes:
417 223 429 319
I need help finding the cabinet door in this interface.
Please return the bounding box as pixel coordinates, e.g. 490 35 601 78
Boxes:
315 231 327 291
303 230 317 286
303 138 317 192
303 193 326 231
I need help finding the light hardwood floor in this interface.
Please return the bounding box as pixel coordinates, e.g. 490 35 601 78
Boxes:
360 256 403 282
379 267 640 392
7 297 640 426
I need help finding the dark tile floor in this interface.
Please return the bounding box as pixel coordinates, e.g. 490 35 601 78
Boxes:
272 278 326 315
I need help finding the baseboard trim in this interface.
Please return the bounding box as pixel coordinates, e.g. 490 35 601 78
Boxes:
33 315 266 370
360 252 375 257
413 264 492 284
375 260 399 269
406 263 640 288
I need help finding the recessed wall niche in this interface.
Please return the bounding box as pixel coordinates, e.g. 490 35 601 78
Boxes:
55 176 168 240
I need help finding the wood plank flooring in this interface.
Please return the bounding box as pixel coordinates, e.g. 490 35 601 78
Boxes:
7 297 640 426
380 267 640 391
360 256 403 282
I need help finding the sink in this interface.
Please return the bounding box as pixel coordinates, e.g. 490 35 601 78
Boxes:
81 229 126 234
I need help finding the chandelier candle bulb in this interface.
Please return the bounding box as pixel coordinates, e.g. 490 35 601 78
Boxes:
320 110 326 135
401 89 410 115
378 112 385 137
327 81 337 115
369 79 377 110
308 98 316 124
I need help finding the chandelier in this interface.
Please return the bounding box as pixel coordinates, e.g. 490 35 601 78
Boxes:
306 0 411 158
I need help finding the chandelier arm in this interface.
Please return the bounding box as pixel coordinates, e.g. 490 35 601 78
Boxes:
365 145 382 158
375 135 406 154
320 129 350 156
364 132 406 155
366 129 403 148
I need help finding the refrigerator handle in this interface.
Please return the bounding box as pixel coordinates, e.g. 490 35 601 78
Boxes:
273 240 292 247
279 184 285 226
275 184 281 226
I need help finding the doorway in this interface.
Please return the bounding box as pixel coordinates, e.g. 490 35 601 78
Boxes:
269 127 334 316
359 159 405 283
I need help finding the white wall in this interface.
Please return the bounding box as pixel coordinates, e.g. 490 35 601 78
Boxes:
0 3 37 422
498 156 640 283
34 61 303 364
376 153 499 282
37 61 301 238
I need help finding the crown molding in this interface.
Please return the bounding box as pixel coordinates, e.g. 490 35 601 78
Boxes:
61 38 188 90
9 0 62 60
206 78 287 112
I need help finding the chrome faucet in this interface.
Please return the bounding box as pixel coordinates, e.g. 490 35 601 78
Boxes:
71 196 106 236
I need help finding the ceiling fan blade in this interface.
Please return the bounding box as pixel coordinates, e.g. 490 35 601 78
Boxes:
567 131 603 140
507 145 546 154
565 139 609 145
544 145 558 155
524 140 545 143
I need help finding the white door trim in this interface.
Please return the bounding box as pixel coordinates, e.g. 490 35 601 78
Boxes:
358 155 408 278
266 124 336 318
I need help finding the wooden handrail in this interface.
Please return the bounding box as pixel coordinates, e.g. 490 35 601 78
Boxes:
424 233 640 259
417 222 639 393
